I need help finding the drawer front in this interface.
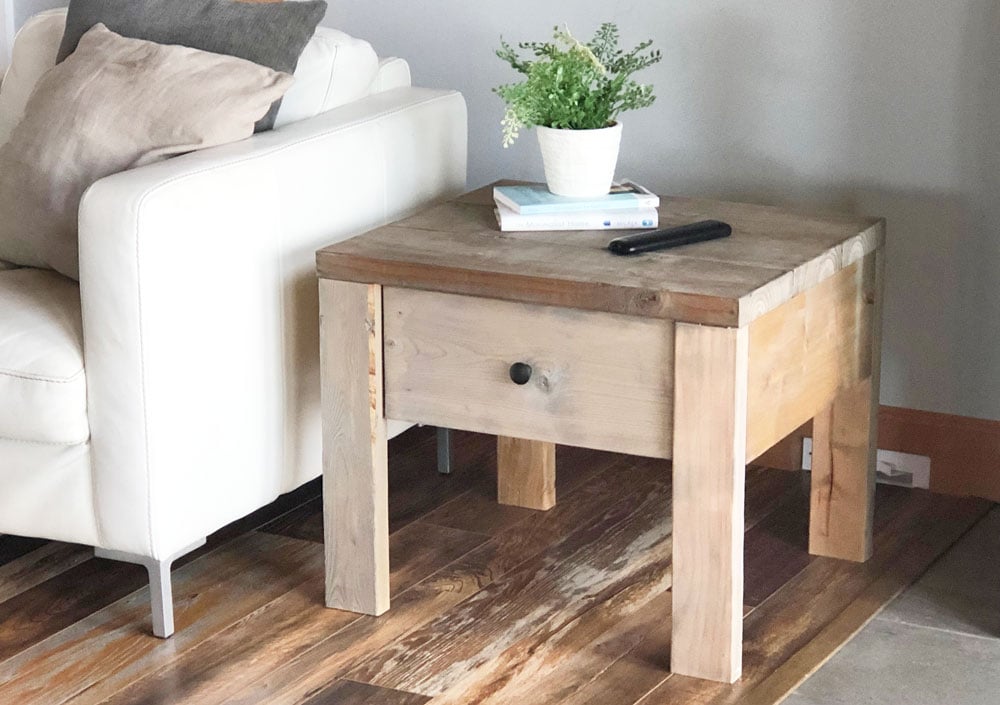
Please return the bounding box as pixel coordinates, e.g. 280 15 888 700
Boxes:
383 287 673 458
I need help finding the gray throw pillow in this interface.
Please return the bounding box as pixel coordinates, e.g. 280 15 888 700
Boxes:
0 24 293 280
57 0 326 131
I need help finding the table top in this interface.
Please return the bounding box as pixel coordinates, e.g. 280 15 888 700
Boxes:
316 183 884 327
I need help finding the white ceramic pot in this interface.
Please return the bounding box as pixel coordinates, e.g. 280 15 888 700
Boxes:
536 122 623 197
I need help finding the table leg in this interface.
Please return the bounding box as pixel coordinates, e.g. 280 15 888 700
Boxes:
320 279 390 615
497 437 556 510
809 248 883 563
671 323 748 683
809 379 876 561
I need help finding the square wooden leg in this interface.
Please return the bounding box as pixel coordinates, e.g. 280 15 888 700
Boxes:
497 436 556 510
809 248 883 563
671 323 748 684
320 279 390 615
809 377 877 561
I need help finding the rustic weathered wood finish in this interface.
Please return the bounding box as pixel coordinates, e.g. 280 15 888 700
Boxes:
320 280 390 615
496 436 557 510
0 428 990 705
317 184 887 682
671 323 748 683
383 286 674 457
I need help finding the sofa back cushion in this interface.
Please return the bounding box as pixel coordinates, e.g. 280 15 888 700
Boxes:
0 24 293 280
0 8 381 145
57 0 327 131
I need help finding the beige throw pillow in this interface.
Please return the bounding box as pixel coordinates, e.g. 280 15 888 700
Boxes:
0 24 293 280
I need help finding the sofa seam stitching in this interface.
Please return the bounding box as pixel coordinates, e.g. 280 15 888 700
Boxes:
0 434 90 446
320 42 339 113
0 367 85 383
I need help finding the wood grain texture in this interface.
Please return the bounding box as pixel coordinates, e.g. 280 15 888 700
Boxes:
808 248 881 562
217 451 664 705
809 378 876 561
740 500 981 705
641 488 988 705
418 468 802 705
0 536 47 567
301 680 429 705
420 444 622 537
264 427 498 541
742 491 812 607
0 557 146 663
383 287 674 458
0 542 91 604
344 458 674 697
81 525 482 705
746 254 876 462
496 437 556 510
320 279 390 615
0 430 987 705
0 532 324 705
671 323 748 683
317 184 884 327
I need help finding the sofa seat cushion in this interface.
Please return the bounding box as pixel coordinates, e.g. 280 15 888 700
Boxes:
0 268 89 445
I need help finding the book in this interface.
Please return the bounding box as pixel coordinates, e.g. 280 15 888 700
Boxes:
493 180 659 215
494 204 659 232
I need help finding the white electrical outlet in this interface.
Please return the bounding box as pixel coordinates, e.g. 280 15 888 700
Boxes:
799 438 930 489
876 449 931 489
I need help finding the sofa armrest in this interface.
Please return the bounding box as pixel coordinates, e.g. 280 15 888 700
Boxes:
78 87 467 557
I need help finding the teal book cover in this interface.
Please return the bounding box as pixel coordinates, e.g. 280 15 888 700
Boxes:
493 181 659 215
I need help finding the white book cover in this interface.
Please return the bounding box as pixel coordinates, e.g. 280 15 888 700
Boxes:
494 204 659 232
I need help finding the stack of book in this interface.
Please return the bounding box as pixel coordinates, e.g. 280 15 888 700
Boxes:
493 180 660 232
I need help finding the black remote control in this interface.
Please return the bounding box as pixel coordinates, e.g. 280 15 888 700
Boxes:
607 220 732 255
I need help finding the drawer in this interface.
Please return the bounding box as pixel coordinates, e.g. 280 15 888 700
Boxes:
383 287 674 458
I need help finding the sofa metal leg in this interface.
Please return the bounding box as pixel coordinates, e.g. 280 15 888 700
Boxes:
437 426 452 475
94 537 206 638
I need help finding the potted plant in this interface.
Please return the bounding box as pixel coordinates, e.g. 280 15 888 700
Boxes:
495 23 661 197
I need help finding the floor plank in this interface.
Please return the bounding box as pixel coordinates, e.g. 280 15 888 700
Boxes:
0 542 92 605
216 454 662 705
0 556 146 664
0 533 323 705
0 430 986 705
637 489 990 705
350 457 673 698
418 444 624 537
88 522 487 705
263 428 496 540
301 679 430 705
420 468 805 705
0 535 48 567
743 492 812 607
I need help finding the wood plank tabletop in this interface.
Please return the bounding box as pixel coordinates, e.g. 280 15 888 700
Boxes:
316 184 884 327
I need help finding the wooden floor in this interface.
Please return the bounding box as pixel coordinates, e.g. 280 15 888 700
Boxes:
0 428 990 705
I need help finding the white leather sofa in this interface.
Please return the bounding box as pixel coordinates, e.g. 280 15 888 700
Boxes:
0 10 466 636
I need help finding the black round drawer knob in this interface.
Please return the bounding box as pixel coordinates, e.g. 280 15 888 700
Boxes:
509 362 533 385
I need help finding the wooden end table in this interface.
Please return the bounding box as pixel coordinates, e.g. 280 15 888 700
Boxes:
315 185 885 684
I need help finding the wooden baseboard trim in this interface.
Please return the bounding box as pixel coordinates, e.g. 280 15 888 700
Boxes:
755 406 1000 503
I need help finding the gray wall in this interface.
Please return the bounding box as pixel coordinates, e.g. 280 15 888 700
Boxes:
330 0 1000 422
13 0 60 28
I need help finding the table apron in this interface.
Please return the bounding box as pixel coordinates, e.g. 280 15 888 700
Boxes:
745 254 878 462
